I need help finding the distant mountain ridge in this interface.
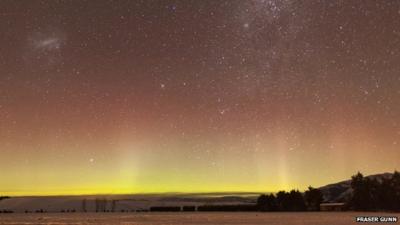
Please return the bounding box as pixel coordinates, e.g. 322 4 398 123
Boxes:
318 172 394 203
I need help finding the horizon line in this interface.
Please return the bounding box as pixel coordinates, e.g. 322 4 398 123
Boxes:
2 191 275 198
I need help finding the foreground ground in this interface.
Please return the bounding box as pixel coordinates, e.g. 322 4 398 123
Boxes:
0 212 399 225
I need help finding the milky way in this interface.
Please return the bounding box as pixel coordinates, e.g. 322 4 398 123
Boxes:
0 0 399 195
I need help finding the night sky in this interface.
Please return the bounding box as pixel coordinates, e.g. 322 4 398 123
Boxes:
1 0 400 196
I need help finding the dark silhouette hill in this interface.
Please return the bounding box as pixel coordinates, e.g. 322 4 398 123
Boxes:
318 173 393 203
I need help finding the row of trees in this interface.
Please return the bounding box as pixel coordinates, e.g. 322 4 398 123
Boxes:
351 171 400 211
257 187 323 211
256 171 400 212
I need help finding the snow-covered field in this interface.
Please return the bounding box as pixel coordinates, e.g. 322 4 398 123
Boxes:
1 212 399 225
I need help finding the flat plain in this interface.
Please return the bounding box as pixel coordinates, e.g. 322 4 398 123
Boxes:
0 212 399 225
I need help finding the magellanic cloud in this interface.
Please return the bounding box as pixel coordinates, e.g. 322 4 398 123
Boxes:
24 29 66 68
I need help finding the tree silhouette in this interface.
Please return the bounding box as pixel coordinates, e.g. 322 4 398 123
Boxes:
257 194 277 211
350 171 400 212
273 190 306 211
375 177 395 210
351 172 373 211
304 186 323 211
276 191 290 211
392 171 400 211
288 190 307 211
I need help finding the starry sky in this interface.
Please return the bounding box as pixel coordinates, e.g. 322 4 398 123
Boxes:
1 0 400 196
